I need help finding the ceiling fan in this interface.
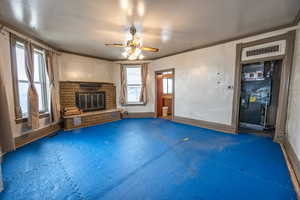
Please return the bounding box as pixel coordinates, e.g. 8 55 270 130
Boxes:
105 26 159 60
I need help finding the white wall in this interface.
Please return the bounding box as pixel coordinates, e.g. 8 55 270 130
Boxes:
59 53 114 82
287 24 300 161
114 25 299 126
151 43 236 125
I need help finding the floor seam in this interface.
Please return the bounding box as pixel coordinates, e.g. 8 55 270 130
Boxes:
95 139 186 198
54 149 85 200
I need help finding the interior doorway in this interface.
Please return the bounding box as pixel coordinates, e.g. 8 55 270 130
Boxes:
155 69 174 120
238 60 282 136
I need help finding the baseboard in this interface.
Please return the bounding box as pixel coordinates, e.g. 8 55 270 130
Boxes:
123 112 155 118
282 138 300 180
281 138 300 195
173 116 236 134
15 122 61 148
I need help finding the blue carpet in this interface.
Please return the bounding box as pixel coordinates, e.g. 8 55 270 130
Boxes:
0 118 296 200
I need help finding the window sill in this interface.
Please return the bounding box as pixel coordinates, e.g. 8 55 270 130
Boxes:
15 113 50 124
122 102 146 106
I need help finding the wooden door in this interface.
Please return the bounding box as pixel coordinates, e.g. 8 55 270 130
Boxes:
156 74 163 116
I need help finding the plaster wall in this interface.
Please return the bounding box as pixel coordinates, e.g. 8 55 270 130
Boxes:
59 53 114 83
287 24 300 161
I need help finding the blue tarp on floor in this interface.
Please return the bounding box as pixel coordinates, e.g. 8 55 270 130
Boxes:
0 118 296 199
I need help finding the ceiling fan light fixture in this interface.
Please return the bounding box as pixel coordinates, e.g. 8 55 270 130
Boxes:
138 54 144 60
134 47 141 56
128 54 137 60
105 26 158 60
122 51 128 58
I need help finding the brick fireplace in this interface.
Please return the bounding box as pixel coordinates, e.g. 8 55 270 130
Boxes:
60 81 116 111
59 81 120 130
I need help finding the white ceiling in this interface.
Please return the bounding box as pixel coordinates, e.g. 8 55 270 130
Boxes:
0 0 299 60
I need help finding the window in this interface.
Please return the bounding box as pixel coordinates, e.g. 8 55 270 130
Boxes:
163 77 173 94
125 65 142 103
33 49 49 113
15 42 28 115
15 42 49 117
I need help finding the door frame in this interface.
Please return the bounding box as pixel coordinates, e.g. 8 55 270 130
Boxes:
232 31 296 141
154 68 175 120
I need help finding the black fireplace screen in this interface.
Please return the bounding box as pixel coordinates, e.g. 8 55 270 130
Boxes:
75 92 105 112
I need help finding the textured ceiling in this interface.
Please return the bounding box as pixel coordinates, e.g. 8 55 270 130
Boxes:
0 0 299 60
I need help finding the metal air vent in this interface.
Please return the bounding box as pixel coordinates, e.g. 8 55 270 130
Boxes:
241 40 286 62
246 45 279 57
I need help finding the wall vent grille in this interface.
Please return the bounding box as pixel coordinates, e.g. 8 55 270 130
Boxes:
241 40 286 62
246 45 279 57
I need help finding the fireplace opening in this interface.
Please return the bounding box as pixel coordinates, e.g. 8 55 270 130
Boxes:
75 91 106 112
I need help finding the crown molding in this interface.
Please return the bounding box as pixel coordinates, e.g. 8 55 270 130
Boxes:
293 8 300 26
113 60 152 64
0 19 58 52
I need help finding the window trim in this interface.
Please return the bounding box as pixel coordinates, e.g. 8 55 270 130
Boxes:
123 65 146 106
15 113 50 124
10 36 24 120
10 36 50 123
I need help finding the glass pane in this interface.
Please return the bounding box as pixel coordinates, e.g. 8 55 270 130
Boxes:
163 78 168 94
127 86 141 103
126 67 141 85
34 52 41 82
18 82 28 116
168 78 173 94
16 45 28 81
35 83 44 111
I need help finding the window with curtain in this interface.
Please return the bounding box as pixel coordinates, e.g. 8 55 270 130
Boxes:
125 65 142 104
14 41 49 117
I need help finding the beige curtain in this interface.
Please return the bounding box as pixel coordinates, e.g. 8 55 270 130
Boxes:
0 54 15 153
46 51 60 122
139 63 148 103
119 64 127 105
24 41 39 129
9 34 23 119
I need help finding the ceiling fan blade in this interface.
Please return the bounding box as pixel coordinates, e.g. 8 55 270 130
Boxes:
141 46 159 52
105 43 126 47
